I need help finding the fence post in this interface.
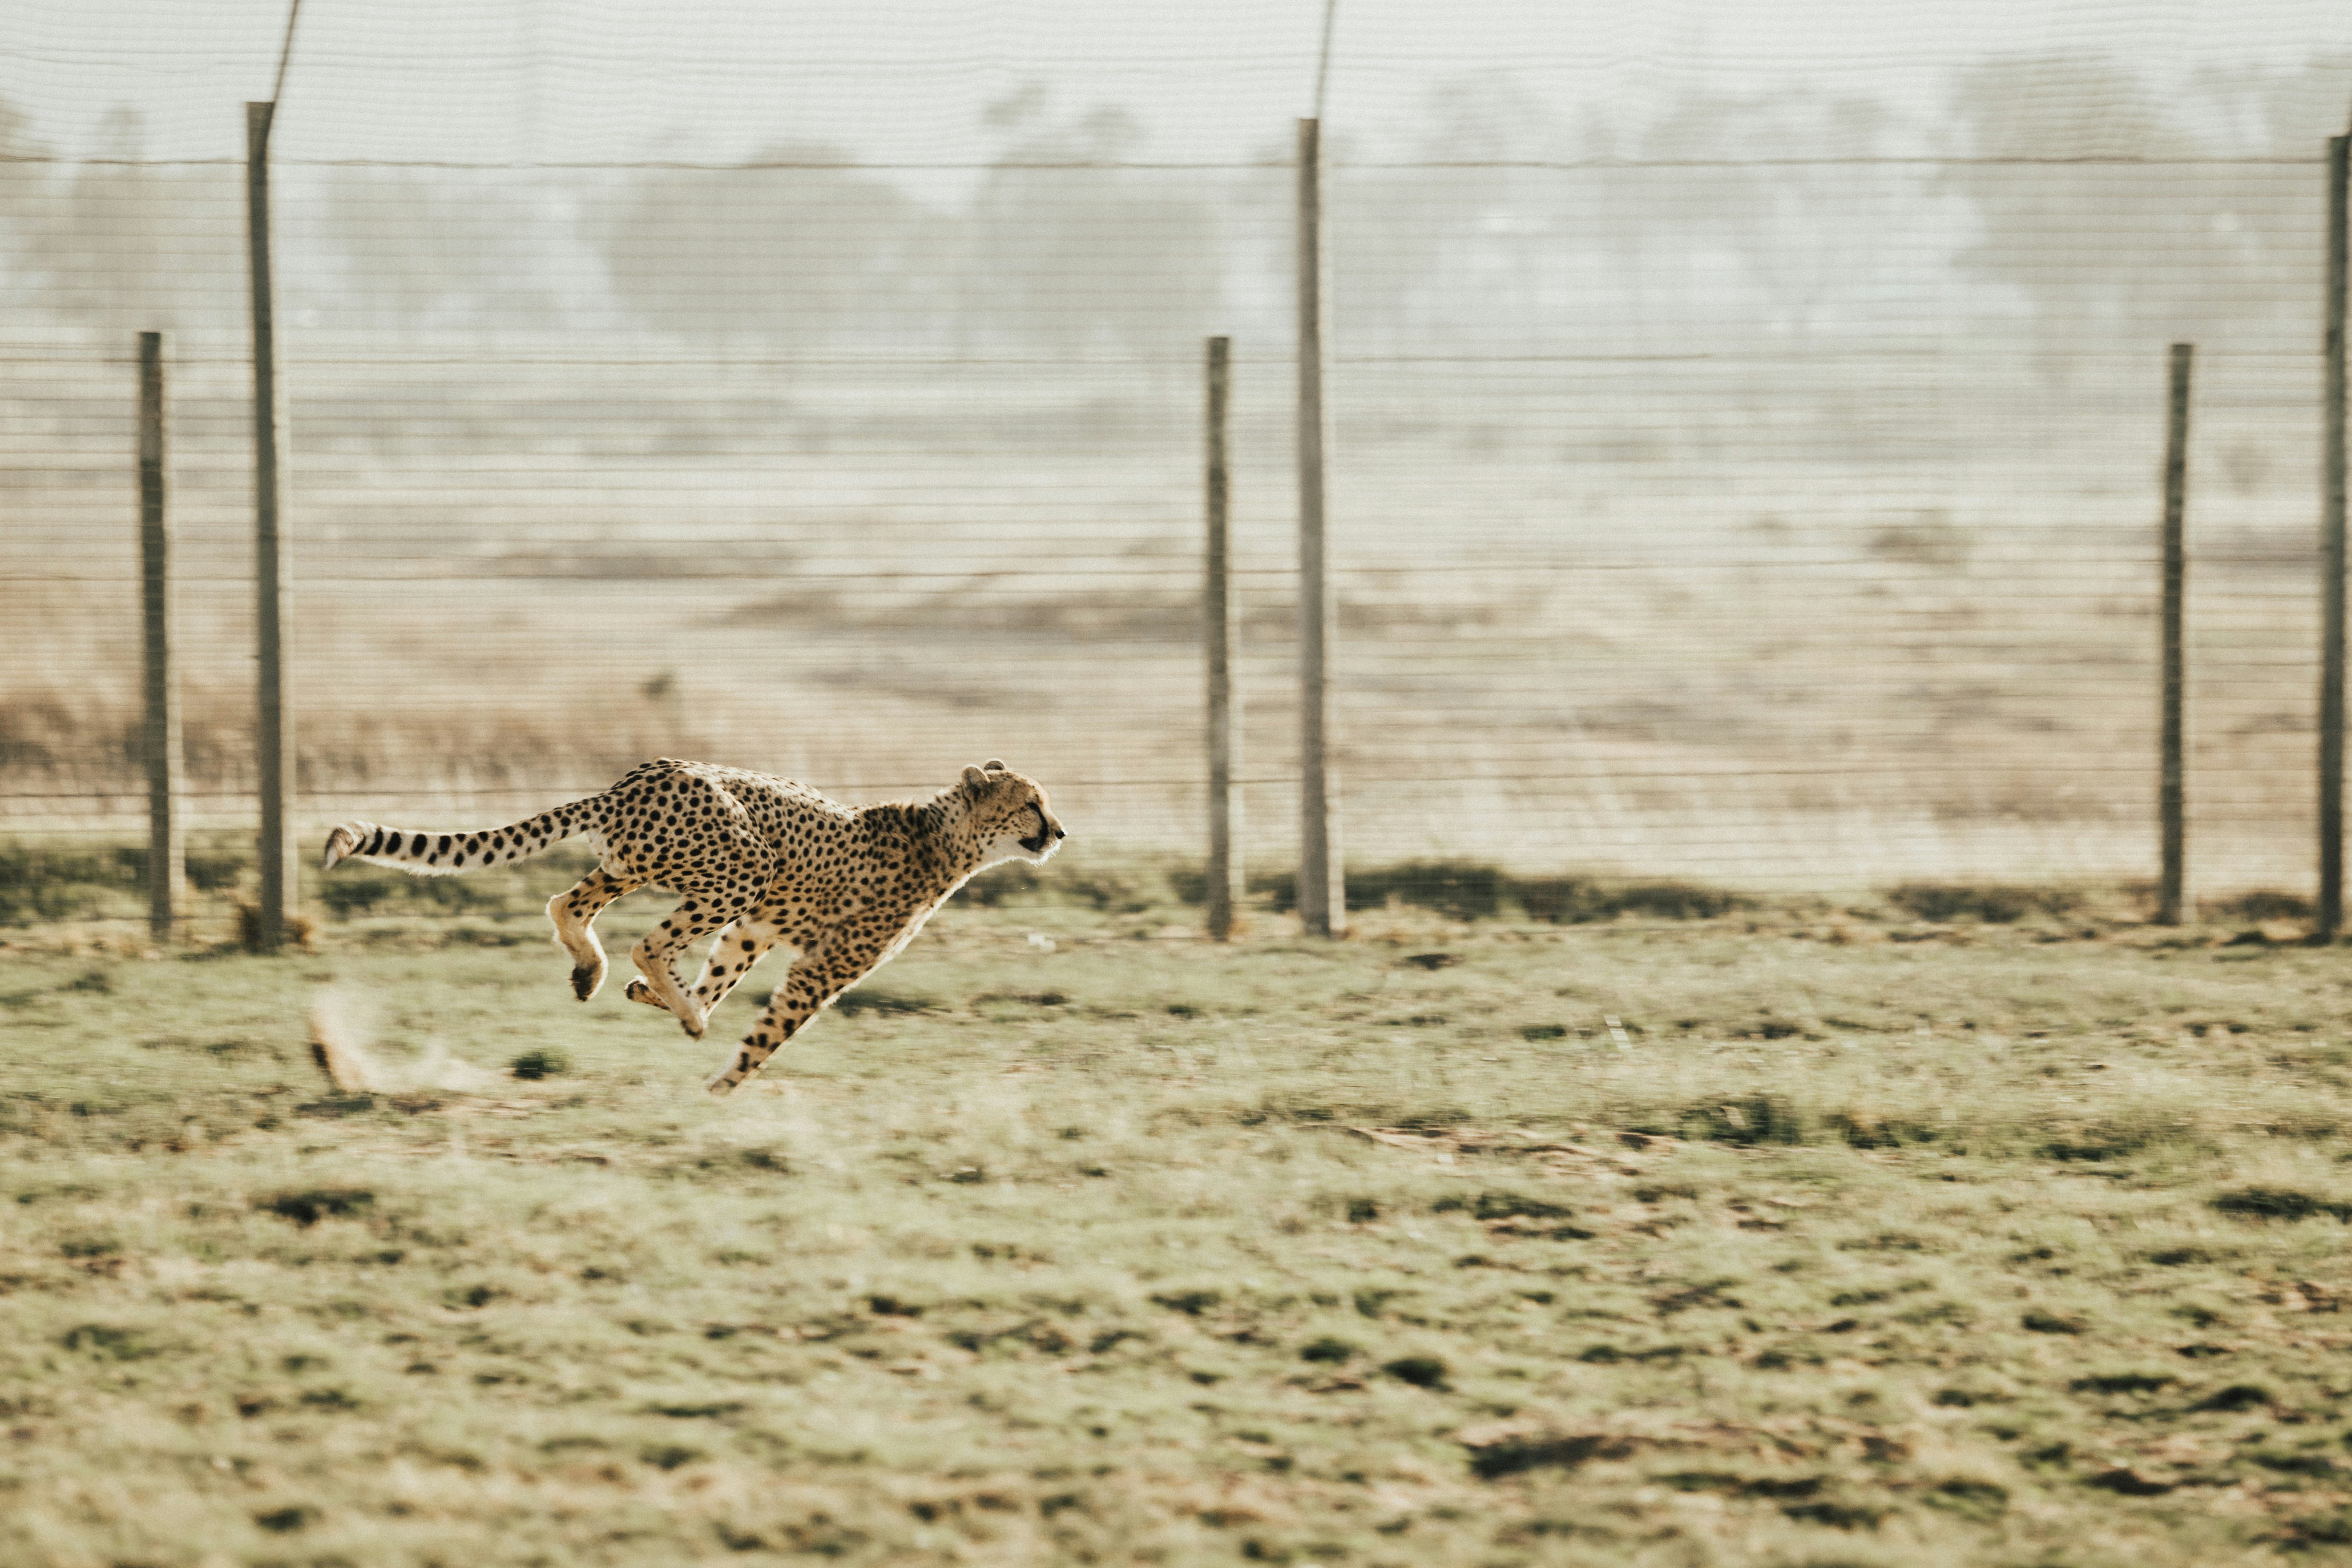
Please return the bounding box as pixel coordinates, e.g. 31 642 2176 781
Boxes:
2158 343 2192 926
2321 134 2348 942
1295 117 1343 938
1205 335 1241 940
246 101 295 950
137 331 183 943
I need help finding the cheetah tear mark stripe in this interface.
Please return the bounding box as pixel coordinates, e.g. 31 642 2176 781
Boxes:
320 799 599 875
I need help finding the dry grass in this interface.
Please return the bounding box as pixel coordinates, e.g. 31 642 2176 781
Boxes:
3 349 2328 887
3 886 2352 1565
5 535 2320 892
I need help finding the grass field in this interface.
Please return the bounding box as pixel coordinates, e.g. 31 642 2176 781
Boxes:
5 878 2352 1566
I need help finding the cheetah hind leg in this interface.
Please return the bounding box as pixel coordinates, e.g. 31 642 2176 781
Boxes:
547 867 642 1002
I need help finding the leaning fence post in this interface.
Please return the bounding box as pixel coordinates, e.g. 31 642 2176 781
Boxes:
137 331 184 942
2158 343 2192 926
246 100 295 950
1205 336 1240 940
2320 134 2348 942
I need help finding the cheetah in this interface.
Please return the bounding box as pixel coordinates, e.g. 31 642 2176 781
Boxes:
319 758 1066 1095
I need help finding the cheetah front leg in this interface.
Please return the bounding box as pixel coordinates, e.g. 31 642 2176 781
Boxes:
629 889 759 1040
704 941 866 1096
547 867 645 1002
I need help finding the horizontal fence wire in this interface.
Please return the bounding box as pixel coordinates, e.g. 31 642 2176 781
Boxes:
7 13 2352 899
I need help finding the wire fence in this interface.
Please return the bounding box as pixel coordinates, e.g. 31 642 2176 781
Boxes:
7 19 2352 903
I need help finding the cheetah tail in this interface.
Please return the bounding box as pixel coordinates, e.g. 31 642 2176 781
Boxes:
320 799 598 877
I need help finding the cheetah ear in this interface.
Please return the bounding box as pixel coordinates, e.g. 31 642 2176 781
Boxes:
982 758 1006 772
961 765 989 788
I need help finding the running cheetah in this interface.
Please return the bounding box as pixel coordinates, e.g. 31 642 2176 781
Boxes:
319 759 1066 1095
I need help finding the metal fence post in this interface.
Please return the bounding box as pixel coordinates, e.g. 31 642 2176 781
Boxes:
137 331 183 943
2321 135 2348 942
246 100 295 950
2158 343 2192 926
1205 335 1241 940
1296 117 1343 938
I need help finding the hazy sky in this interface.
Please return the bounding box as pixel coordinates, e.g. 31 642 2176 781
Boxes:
7 0 2352 183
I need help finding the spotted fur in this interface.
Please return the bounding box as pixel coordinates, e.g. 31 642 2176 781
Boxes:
320 758 1066 1095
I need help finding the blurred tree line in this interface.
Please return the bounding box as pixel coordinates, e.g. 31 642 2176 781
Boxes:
0 54 2345 354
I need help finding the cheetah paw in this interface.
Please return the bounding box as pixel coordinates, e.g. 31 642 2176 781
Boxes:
622 979 706 1037
570 962 605 1002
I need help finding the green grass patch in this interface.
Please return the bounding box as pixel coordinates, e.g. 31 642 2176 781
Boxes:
1243 860 1752 923
3 903 2351 1564
1887 880 2084 923
2211 1185 2352 1222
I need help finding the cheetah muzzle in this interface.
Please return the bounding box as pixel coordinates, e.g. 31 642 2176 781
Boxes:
319 758 1067 1094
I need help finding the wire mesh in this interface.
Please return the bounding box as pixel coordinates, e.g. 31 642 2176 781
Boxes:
7 8 2352 896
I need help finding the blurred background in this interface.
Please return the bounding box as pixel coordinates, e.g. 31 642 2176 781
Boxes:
8 0 2352 896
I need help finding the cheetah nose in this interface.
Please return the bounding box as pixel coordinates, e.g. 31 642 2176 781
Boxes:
1054 826 1067 840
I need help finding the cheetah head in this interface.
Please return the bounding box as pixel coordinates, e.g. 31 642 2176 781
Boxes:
960 760 1067 866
